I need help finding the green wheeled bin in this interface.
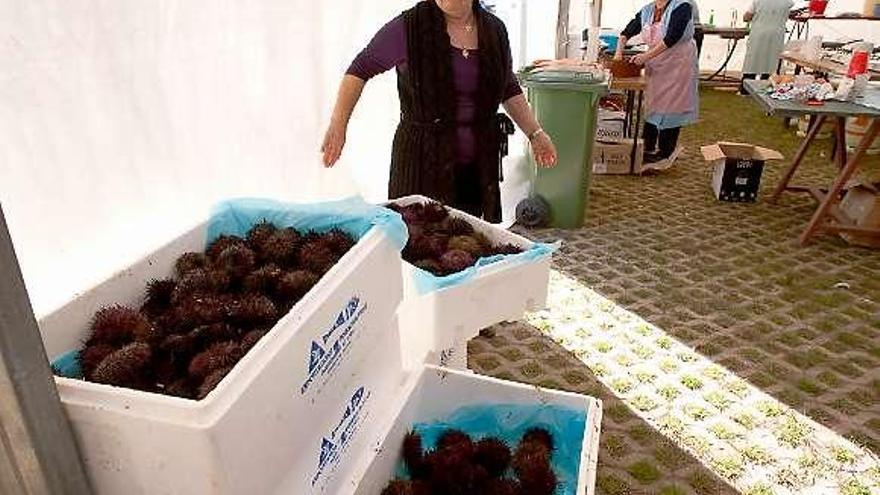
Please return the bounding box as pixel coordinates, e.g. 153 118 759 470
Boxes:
520 69 608 229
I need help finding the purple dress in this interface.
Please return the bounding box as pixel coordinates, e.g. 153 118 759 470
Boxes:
347 15 522 165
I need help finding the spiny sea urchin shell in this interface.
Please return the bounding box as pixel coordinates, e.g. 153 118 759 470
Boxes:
242 264 283 295
215 245 257 281
474 437 512 477
240 329 268 352
521 427 554 452
79 343 116 380
439 250 475 274
320 229 356 256
481 478 519 495
206 235 247 261
414 259 443 275
276 270 319 302
448 235 485 257
190 322 238 345
515 461 557 495
141 278 177 317
226 294 278 326
171 269 230 305
422 202 449 223
403 431 427 479
188 341 243 379
406 234 448 261
177 295 229 328
259 228 301 267
492 243 523 256
246 220 277 252
175 252 209 277
164 378 196 400
91 342 153 388
443 216 475 236
297 241 338 274
197 366 233 400
89 305 156 346
436 429 475 457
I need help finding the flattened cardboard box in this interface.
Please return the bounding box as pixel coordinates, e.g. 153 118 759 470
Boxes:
702 142 784 203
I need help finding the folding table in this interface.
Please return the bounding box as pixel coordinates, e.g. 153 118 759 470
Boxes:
744 79 880 246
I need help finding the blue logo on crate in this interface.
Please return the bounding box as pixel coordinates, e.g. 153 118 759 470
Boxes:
309 342 326 374
301 296 368 395
312 386 371 487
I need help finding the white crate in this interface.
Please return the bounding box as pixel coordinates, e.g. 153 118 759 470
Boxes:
339 365 603 495
391 195 552 370
427 339 469 371
39 221 406 495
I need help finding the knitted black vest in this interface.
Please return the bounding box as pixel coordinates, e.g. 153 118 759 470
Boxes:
390 0 514 222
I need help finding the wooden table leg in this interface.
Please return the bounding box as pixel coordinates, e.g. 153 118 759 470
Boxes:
834 116 847 170
770 114 827 204
799 119 880 246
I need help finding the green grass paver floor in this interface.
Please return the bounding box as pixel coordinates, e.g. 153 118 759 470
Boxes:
468 89 880 494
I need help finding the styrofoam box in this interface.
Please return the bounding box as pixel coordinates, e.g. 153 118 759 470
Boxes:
38 221 406 495
339 365 603 495
391 195 552 370
427 339 469 371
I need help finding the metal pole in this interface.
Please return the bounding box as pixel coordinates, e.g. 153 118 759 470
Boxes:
0 202 92 495
556 0 572 58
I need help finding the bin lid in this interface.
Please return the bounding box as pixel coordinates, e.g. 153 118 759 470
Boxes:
519 67 608 92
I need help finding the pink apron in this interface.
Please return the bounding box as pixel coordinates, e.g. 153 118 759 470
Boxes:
641 19 699 128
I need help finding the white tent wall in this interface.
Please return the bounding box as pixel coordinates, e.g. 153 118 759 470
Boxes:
575 0 878 72
0 0 409 318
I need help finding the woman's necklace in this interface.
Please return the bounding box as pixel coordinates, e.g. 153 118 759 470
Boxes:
450 16 476 58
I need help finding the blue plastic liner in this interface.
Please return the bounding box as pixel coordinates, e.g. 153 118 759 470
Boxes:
411 242 559 295
53 350 82 379
50 197 408 378
399 403 587 495
208 197 408 251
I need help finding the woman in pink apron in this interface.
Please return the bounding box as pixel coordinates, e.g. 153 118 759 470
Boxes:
615 0 699 164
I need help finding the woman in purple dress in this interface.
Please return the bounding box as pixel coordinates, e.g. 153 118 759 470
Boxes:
321 0 556 222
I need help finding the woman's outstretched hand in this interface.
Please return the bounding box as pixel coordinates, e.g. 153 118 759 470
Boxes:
321 121 347 167
531 130 558 168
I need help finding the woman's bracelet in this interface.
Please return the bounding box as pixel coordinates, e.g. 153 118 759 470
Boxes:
528 128 546 141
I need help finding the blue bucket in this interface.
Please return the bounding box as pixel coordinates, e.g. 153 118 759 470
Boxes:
600 34 619 53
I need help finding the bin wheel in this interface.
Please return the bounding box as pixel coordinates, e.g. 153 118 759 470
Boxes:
516 197 551 228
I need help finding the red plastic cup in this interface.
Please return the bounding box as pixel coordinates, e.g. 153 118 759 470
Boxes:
809 0 828 15
848 50 869 78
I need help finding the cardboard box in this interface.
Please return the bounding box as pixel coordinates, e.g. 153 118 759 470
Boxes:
593 139 644 175
702 142 784 202
839 182 880 248
596 109 626 142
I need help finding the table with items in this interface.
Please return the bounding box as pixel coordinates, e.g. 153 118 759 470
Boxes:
744 78 880 245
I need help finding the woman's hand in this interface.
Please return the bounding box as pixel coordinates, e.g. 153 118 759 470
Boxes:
631 53 649 66
530 130 557 168
321 121 347 168
613 49 624 61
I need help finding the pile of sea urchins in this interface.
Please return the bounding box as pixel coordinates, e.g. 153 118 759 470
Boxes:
390 202 523 277
382 427 558 495
65 221 355 400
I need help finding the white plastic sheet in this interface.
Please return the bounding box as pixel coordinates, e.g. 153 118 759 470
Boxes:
0 0 407 316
